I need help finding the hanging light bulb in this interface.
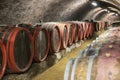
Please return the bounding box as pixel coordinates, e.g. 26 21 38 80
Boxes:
91 1 98 7
115 13 118 16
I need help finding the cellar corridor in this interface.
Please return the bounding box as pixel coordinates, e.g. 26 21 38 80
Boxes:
0 0 120 80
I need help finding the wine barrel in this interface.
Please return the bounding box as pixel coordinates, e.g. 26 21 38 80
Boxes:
56 22 69 49
89 22 94 38
0 27 34 73
85 22 93 38
60 24 69 49
101 22 105 30
64 22 76 46
16 24 46 62
0 40 7 79
104 21 108 29
41 22 61 53
67 21 81 43
81 22 88 40
95 22 99 31
33 25 50 62
64 40 120 80
92 22 99 32
72 22 84 41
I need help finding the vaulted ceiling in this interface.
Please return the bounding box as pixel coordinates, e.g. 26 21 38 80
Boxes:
0 0 120 25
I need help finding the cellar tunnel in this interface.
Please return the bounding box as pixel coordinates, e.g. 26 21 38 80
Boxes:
0 0 120 80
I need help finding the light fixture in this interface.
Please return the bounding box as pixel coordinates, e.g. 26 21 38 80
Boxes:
91 1 98 7
115 13 118 16
104 9 108 12
107 10 110 13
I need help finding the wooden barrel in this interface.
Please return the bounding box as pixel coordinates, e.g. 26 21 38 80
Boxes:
33 24 50 62
60 24 69 49
0 27 34 73
16 23 48 62
0 40 7 79
85 22 93 38
67 21 81 43
104 21 108 30
89 22 94 38
73 22 84 41
101 22 105 30
95 22 99 31
81 22 88 40
64 40 120 80
92 22 99 32
64 22 76 46
56 22 69 49
41 22 61 53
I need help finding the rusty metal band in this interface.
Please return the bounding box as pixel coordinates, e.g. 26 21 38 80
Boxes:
78 50 84 58
86 49 99 80
86 55 96 80
64 58 75 80
71 50 84 80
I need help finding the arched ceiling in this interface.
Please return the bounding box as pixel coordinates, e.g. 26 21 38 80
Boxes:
82 0 120 21
0 0 119 25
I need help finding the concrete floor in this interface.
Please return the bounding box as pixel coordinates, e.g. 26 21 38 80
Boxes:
32 39 93 80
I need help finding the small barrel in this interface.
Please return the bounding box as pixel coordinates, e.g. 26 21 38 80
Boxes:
92 22 98 32
73 22 84 41
101 22 105 30
85 22 93 38
81 22 88 40
64 22 76 46
95 22 99 31
89 22 94 38
0 40 7 79
33 25 50 62
67 21 81 43
41 22 61 53
0 27 34 73
57 22 69 49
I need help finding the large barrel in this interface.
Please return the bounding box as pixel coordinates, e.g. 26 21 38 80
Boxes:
0 27 34 73
0 40 7 79
41 22 61 53
33 24 50 62
64 27 120 80
64 40 120 80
